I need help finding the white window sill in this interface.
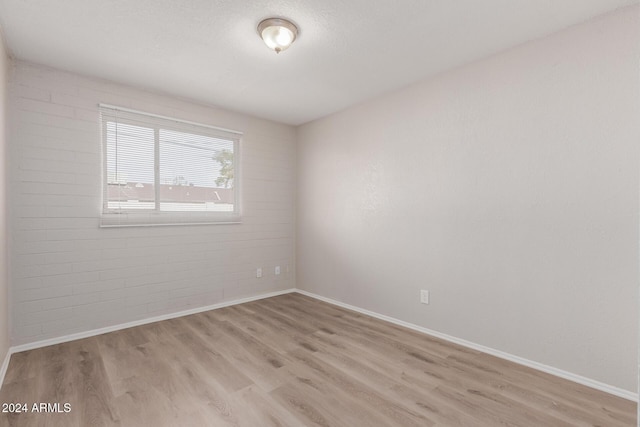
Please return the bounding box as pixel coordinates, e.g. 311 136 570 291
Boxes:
100 212 241 228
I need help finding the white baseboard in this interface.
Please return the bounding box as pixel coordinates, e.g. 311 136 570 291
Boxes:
294 289 638 403
11 288 296 354
0 349 11 388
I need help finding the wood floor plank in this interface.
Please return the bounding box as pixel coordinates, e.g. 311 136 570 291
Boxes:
2 348 43 385
68 338 121 427
285 348 435 427
307 329 486 426
171 329 254 393
186 315 293 392
0 293 635 426
0 377 42 427
112 375 187 427
224 305 316 354
271 359 404 427
232 384 307 427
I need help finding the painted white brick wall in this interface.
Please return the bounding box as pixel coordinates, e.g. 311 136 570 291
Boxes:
8 61 296 345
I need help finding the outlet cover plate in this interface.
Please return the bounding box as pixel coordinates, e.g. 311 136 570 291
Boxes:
420 290 429 304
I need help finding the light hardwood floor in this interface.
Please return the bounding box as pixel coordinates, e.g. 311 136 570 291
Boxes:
0 293 635 426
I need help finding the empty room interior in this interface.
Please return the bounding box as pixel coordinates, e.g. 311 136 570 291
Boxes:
0 0 637 426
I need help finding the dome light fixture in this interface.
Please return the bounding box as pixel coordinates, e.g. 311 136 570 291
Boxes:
257 18 298 54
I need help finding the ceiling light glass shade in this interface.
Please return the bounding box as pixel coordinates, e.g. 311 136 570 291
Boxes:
258 18 298 53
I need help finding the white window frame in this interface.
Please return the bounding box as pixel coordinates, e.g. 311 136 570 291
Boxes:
99 104 242 227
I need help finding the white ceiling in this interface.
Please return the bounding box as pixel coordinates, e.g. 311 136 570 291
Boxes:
0 0 636 125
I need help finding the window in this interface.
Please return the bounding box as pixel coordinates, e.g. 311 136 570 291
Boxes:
100 105 241 226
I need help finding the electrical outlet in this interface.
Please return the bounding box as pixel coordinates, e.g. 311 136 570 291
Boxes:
420 290 429 304
256 268 263 278
275 266 281 275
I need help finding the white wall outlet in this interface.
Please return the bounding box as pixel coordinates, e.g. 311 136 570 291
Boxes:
256 268 263 278
420 290 429 304
275 266 281 275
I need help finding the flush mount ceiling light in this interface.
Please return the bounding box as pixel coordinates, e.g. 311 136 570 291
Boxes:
257 18 298 54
